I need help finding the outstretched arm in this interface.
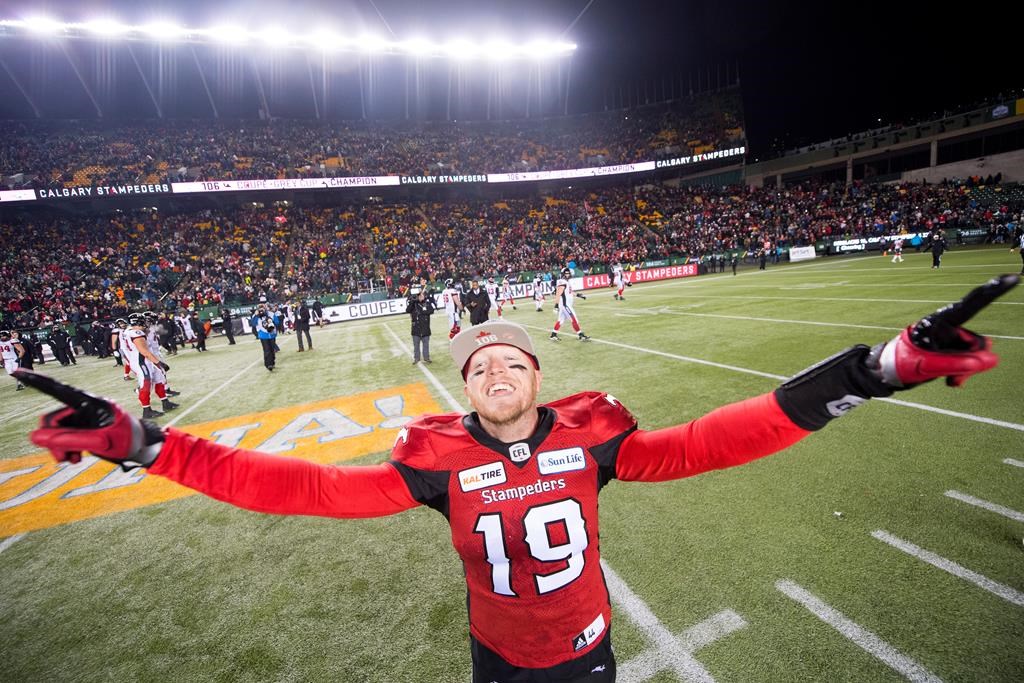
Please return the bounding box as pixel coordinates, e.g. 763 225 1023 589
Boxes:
617 274 1018 482
18 371 421 519
150 429 421 518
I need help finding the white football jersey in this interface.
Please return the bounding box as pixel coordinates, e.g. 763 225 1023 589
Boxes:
557 277 575 309
0 339 19 360
485 281 498 302
443 287 460 314
125 329 148 371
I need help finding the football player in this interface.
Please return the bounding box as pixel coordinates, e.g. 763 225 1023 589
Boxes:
443 279 463 339
550 267 590 342
125 313 177 418
498 277 517 318
611 261 626 300
0 330 26 390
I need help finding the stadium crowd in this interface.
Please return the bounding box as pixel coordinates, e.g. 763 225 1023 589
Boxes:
0 92 743 191
1 177 1021 332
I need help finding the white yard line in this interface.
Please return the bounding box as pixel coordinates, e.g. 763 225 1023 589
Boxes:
587 306 1024 341
585 307 1024 344
871 530 1024 607
775 579 943 683
517 321 1024 433
944 490 1024 523
1003 458 1024 469
603 560 733 683
604 292 1024 306
0 532 25 555
383 324 465 413
165 358 262 427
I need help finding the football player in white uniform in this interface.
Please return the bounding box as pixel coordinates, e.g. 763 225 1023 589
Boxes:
146 312 180 397
442 279 463 339
125 313 178 418
484 277 500 317
550 267 591 342
497 278 517 318
0 330 26 391
891 238 905 263
611 261 626 300
532 275 545 312
117 319 136 381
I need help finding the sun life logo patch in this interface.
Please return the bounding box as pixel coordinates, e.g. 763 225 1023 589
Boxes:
537 447 586 476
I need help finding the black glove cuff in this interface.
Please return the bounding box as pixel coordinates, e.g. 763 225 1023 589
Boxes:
774 345 894 431
121 419 167 470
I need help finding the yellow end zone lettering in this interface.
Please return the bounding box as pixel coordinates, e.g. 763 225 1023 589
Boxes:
0 383 441 536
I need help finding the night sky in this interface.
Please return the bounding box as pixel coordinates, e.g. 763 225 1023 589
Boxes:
11 0 1022 158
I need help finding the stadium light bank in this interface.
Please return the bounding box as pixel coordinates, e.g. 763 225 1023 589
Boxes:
0 17 576 60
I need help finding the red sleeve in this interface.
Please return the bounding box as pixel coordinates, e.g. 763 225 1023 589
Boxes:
148 428 421 518
615 392 811 482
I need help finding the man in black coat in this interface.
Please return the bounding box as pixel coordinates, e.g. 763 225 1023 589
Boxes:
405 287 436 364
463 279 490 326
930 231 947 269
295 301 313 352
49 324 74 366
191 312 207 352
221 307 235 345
311 298 324 327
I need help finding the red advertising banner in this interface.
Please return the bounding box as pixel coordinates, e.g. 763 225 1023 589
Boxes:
580 263 698 290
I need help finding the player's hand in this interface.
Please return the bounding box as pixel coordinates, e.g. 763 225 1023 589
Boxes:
159 361 170 372
16 370 165 470
869 274 1018 388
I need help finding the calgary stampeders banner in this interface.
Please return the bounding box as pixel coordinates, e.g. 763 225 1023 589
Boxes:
578 263 698 290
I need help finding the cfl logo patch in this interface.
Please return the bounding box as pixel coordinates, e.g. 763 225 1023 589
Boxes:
826 394 867 417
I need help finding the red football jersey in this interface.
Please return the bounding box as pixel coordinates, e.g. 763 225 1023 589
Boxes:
389 391 635 669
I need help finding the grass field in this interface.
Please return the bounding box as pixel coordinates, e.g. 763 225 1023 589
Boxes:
2 245 1022 682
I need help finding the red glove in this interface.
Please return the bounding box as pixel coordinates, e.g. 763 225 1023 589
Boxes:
870 274 1017 388
16 370 166 470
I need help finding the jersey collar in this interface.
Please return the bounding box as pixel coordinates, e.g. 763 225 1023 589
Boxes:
462 407 555 467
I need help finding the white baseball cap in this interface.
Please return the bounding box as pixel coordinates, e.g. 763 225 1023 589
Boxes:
450 321 539 379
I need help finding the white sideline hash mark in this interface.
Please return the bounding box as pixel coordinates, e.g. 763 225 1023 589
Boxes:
603 560 746 683
871 530 1024 607
1003 458 1024 469
776 579 942 683
945 490 1024 523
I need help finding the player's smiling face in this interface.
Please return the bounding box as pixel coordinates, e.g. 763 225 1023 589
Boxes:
463 345 541 430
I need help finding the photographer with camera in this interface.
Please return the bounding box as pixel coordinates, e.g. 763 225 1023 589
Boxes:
251 304 281 372
406 281 436 364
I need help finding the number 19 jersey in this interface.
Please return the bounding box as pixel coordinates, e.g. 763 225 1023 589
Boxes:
389 391 636 669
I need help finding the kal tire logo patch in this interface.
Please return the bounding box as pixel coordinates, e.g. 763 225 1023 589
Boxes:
458 462 507 492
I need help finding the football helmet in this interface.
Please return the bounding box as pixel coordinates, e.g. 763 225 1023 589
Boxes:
128 313 146 327
561 267 572 277
0 330 10 341
115 318 127 329
445 278 454 288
